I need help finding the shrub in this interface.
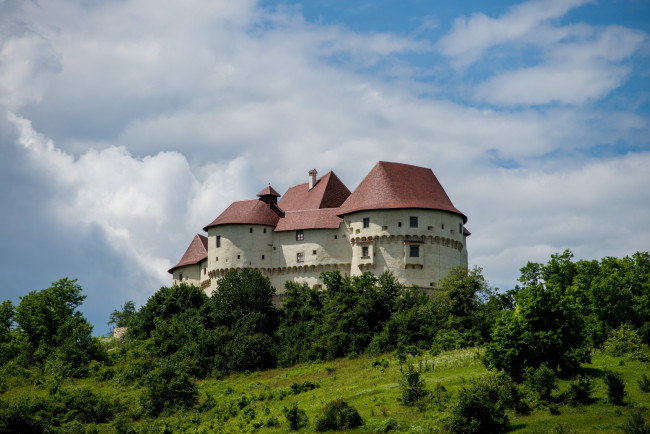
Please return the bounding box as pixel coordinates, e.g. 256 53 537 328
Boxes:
604 370 626 405
140 362 199 416
315 399 363 432
399 363 428 406
290 380 319 395
603 324 643 357
448 371 518 433
283 402 308 431
639 374 650 393
567 375 593 406
525 363 558 402
624 407 650 434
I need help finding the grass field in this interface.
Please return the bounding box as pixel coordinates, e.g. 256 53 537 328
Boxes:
3 347 649 432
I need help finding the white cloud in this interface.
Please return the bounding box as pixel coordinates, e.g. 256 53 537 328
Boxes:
437 0 592 68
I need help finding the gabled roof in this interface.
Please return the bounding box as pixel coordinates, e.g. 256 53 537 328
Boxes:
168 234 208 273
337 161 467 223
278 171 351 212
203 199 284 231
257 185 281 198
275 209 343 232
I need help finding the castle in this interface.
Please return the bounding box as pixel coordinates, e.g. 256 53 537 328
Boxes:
169 161 470 296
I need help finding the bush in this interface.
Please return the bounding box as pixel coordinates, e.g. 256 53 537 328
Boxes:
448 371 518 433
604 370 626 405
638 374 650 393
624 407 650 434
289 380 319 395
567 375 593 406
525 363 558 402
315 399 363 432
283 402 308 431
603 324 643 357
140 362 199 416
399 363 428 406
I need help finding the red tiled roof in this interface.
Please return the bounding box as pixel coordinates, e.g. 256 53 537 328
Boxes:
463 227 471 236
275 208 343 231
168 234 208 273
203 199 283 230
278 171 351 211
337 161 467 223
257 185 281 197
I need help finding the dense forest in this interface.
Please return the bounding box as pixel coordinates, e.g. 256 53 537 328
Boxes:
1 250 649 432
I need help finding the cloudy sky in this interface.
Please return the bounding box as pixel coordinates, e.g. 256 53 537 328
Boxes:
1 0 648 333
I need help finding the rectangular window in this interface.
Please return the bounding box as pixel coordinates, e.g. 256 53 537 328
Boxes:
459 223 462 234
410 245 420 257
398 221 402 227
249 227 253 233
297 252 304 263
363 217 370 228
262 255 265 260
312 250 317 255
362 246 369 258
296 230 304 241
264 228 267 233
179 273 183 281
216 236 221 248
410 216 418 228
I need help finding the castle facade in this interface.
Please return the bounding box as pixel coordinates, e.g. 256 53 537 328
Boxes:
169 161 470 295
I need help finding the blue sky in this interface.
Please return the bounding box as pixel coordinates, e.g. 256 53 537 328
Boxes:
1 0 648 333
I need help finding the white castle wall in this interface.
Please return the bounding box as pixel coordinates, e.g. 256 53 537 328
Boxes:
189 208 467 296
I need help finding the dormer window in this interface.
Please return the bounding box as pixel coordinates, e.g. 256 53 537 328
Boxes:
296 230 304 241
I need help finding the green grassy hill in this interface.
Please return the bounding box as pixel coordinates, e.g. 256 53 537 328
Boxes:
4 346 648 433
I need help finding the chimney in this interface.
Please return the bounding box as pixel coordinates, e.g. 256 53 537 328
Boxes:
308 169 317 190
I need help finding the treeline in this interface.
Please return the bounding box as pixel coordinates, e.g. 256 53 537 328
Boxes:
1 250 649 432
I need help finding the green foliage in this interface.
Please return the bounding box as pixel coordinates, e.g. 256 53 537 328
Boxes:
108 300 136 328
315 398 363 431
604 370 627 405
399 363 429 406
624 407 650 434
289 380 319 395
283 402 308 431
603 324 644 357
140 361 199 416
484 251 590 380
567 374 593 406
639 374 650 393
448 370 519 433
524 363 558 402
129 283 208 340
0 387 118 432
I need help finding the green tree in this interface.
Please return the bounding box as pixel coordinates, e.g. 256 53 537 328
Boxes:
484 253 589 380
140 361 199 416
108 300 136 328
15 278 86 358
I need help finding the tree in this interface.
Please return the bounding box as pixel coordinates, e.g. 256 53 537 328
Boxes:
15 278 86 355
108 300 136 328
484 253 589 380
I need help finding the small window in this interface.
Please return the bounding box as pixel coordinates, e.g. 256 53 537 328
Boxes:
441 224 445 230
262 255 265 260
410 216 418 228
296 230 304 241
362 246 369 257
216 236 221 248
179 273 183 281
398 222 402 227
459 223 462 233
312 250 317 255
382 225 388 230
203 268 206 275
249 227 253 233
237 254 240 259
216 257 218 261
297 252 304 263
363 217 370 228
264 228 267 233
410 245 420 257
334 235 338 239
